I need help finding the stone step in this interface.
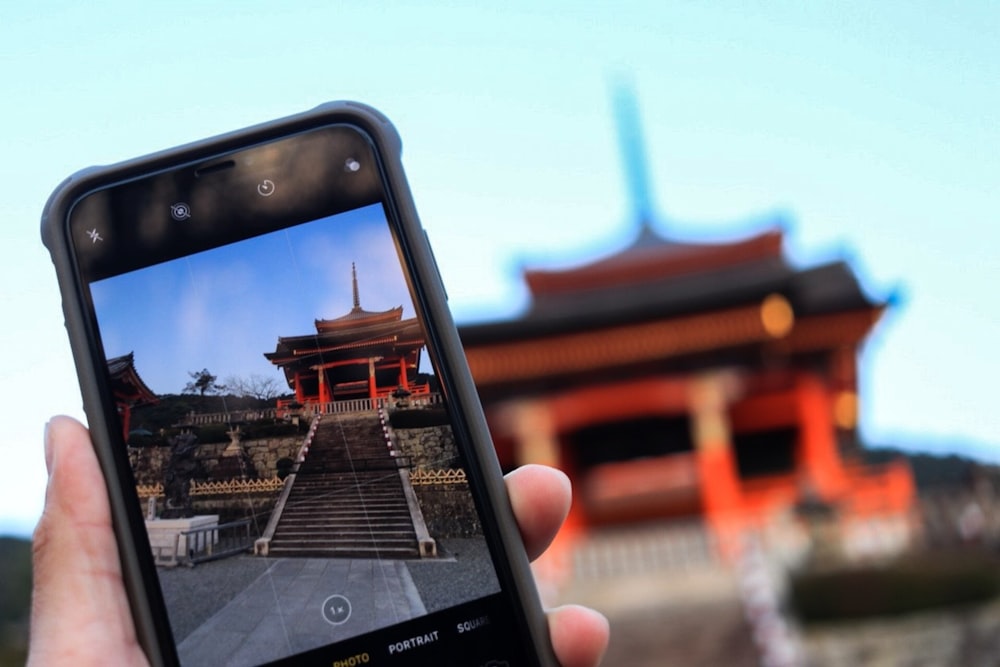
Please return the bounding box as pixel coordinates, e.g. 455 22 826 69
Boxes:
269 534 417 544
270 537 418 548
286 488 405 496
292 471 399 478
286 493 406 502
278 512 412 521
273 524 414 534
288 481 403 491
278 517 412 526
277 520 412 529
282 507 410 523
266 546 419 559
272 535 415 544
272 520 416 531
291 484 403 498
272 531 416 541
281 502 410 511
288 490 402 498
281 505 410 515
269 412 419 559
299 472 397 477
287 490 403 498
283 497 408 507
281 504 410 513
290 484 402 492
290 482 402 491
277 503 406 512
296 467 401 475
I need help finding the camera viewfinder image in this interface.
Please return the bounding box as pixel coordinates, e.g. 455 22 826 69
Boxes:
91 203 500 665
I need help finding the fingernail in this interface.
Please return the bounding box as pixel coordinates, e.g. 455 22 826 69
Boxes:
43 419 55 475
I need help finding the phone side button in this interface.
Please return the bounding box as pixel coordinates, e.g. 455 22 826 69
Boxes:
423 229 449 302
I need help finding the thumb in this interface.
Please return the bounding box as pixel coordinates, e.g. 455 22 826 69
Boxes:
29 416 148 666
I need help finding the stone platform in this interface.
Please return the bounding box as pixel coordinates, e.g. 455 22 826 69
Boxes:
146 515 219 565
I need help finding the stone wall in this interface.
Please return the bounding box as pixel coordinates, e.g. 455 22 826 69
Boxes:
393 425 479 537
186 495 277 531
139 483 281 529
413 483 482 539
129 435 304 485
393 426 460 469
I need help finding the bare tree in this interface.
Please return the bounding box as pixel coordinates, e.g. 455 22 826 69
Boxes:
224 373 282 401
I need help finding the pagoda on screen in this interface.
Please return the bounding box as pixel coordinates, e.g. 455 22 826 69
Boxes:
265 264 427 405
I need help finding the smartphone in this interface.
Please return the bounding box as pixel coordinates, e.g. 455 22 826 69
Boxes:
41 102 554 667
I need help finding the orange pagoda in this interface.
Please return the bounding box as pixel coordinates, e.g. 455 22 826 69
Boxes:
265 264 426 405
458 95 914 556
461 224 914 545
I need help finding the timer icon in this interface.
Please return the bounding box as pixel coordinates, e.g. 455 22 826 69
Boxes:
257 179 276 197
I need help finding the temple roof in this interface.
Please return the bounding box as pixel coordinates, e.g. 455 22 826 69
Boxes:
264 263 424 386
265 317 424 388
315 263 404 332
524 227 785 298
267 317 424 364
461 225 882 344
316 305 404 331
106 352 158 405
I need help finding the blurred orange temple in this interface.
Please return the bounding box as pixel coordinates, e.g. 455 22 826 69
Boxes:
460 223 916 560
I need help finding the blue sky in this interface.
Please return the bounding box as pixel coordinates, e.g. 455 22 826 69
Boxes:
1 2 998 535
91 204 413 396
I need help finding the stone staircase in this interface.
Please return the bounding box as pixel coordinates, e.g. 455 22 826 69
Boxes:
267 413 420 558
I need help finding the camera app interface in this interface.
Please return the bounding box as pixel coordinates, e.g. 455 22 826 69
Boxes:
89 203 502 665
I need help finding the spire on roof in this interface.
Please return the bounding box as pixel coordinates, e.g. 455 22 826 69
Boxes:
351 262 361 311
614 81 659 238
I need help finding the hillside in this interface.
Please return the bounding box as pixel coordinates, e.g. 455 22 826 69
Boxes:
864 445 1000 490
0 536 30 666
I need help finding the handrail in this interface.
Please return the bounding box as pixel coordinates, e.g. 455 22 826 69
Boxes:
179 392 444 425
178 519 254 566
254 415 321 556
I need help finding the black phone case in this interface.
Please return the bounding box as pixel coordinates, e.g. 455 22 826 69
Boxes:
41 101 556 667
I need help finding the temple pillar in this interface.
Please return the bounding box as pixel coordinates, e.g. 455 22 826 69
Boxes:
689 373 742 557
500 399 578 602
318 369 329 405
398 356 409 390
796 373 847 500
120 405 132 440
502 400 561 469
294 371 304 404
368 358 377 401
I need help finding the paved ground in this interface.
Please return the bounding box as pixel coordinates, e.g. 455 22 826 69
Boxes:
157 538 499 666
175 558 424 666
601 602 759 667
159 556 273 641
802 596 1000 666
406 538 500 612
555 566 760 667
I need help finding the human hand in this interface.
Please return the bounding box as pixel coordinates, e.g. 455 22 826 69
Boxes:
505 464 610 667
29 416 149 667
29 416 608 666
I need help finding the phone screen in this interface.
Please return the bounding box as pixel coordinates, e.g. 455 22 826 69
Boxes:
64 124 535 666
